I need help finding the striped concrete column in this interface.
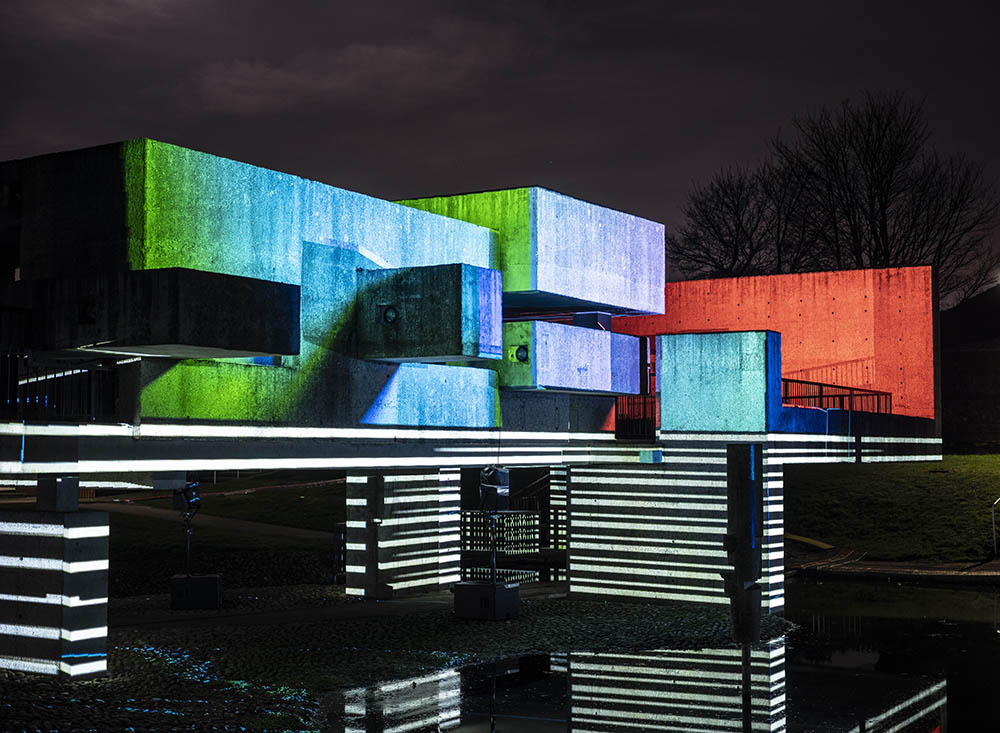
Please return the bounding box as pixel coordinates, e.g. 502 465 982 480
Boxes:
0 510 109 679
548 466 568 554
568 641 787 731
567 445 784 610
345 469 461 599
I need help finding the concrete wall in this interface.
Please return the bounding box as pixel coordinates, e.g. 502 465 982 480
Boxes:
0 510 109 679
356 264 501 362
497 321 640 394
660 331 770 433
22 268 300 358
617 267 936 419
345 470 461 599
398 187 665 314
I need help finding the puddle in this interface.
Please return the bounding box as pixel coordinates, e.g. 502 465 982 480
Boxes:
323 582 1000 731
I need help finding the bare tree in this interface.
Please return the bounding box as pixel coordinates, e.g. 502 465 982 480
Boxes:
670 92 1000 305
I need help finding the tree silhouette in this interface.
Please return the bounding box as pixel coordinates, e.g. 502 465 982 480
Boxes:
669 93 999 305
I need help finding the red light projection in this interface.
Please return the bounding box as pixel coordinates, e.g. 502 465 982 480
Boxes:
614 267 936 419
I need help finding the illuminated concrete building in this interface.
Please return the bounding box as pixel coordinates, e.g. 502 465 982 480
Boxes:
0 141 940 678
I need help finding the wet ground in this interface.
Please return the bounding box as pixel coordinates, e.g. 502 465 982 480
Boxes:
3 580 998 730
321 580 1000 731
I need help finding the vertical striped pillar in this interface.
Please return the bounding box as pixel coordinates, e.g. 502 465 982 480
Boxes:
568 641 787 731
0 510 109 679
567 446 783 609
548 467 568 554
345 469 461 599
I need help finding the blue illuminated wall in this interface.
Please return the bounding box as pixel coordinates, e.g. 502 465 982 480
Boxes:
498 321 641 394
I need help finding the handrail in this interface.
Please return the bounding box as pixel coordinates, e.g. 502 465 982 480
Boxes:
993 497 1000 557
781 377 892 415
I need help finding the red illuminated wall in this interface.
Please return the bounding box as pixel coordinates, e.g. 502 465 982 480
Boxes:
614 267 937 419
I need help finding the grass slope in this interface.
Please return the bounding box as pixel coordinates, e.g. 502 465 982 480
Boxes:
784 454 1000 562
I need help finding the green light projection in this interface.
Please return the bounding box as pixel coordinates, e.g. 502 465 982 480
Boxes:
396 188 534 293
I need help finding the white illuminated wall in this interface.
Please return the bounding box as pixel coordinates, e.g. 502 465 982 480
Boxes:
568 443 784 610
345 469 461 598
0 510 109 679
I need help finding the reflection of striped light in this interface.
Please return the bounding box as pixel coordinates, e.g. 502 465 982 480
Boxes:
570 643 786 732
342 669 461 733
847 680 947 733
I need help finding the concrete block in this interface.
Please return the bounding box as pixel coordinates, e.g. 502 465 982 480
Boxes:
398 187 665 314
356 263 502 362
498 321 640 394
22 268 300 358
36 476 78 512
170 574 222 610
659 331 771 432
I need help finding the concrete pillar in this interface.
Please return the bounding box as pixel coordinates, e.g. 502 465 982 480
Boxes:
345 469 461 599
0 480 109 679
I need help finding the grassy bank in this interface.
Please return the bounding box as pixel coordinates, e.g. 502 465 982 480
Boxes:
784 454 1000 562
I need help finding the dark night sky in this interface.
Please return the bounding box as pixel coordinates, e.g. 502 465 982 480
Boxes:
2 0 998 238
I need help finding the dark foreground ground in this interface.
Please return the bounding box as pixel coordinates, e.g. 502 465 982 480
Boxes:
1 583 791 731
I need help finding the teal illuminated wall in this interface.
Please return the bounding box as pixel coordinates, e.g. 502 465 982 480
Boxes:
659 331 770 432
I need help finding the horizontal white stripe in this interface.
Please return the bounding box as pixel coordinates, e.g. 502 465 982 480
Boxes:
61 659 107 676
65 526 109 539
0 622 59 639
569 583 726 604
0 657 59 674
864 455 943 462
0 592 107 607
62 626 107 641
0 556 109 573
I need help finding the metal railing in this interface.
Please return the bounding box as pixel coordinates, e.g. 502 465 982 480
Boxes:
781 377 892 414
615 394 658 440
0 353 120 422
461 510 539 555
993 497 1000 557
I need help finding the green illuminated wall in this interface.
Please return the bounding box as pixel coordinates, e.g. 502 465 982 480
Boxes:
396 188 533 292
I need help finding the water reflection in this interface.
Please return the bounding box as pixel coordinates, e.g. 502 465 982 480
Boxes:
326 642 789 732
567 643 786 731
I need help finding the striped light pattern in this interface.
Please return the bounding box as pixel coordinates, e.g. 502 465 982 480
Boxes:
567 430 941 608
568 441 784 609
568 641 787 732
848 679 946 733
339 668 461 732
345 470 461 599
0 509 109 679
549 466 568 551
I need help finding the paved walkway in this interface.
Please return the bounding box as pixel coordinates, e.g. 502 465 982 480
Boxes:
89 501 334 543
787 541 1000 585
112 582 569 630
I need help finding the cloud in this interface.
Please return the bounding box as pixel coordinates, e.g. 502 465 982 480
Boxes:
2 0 187 43
194 17 521 116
